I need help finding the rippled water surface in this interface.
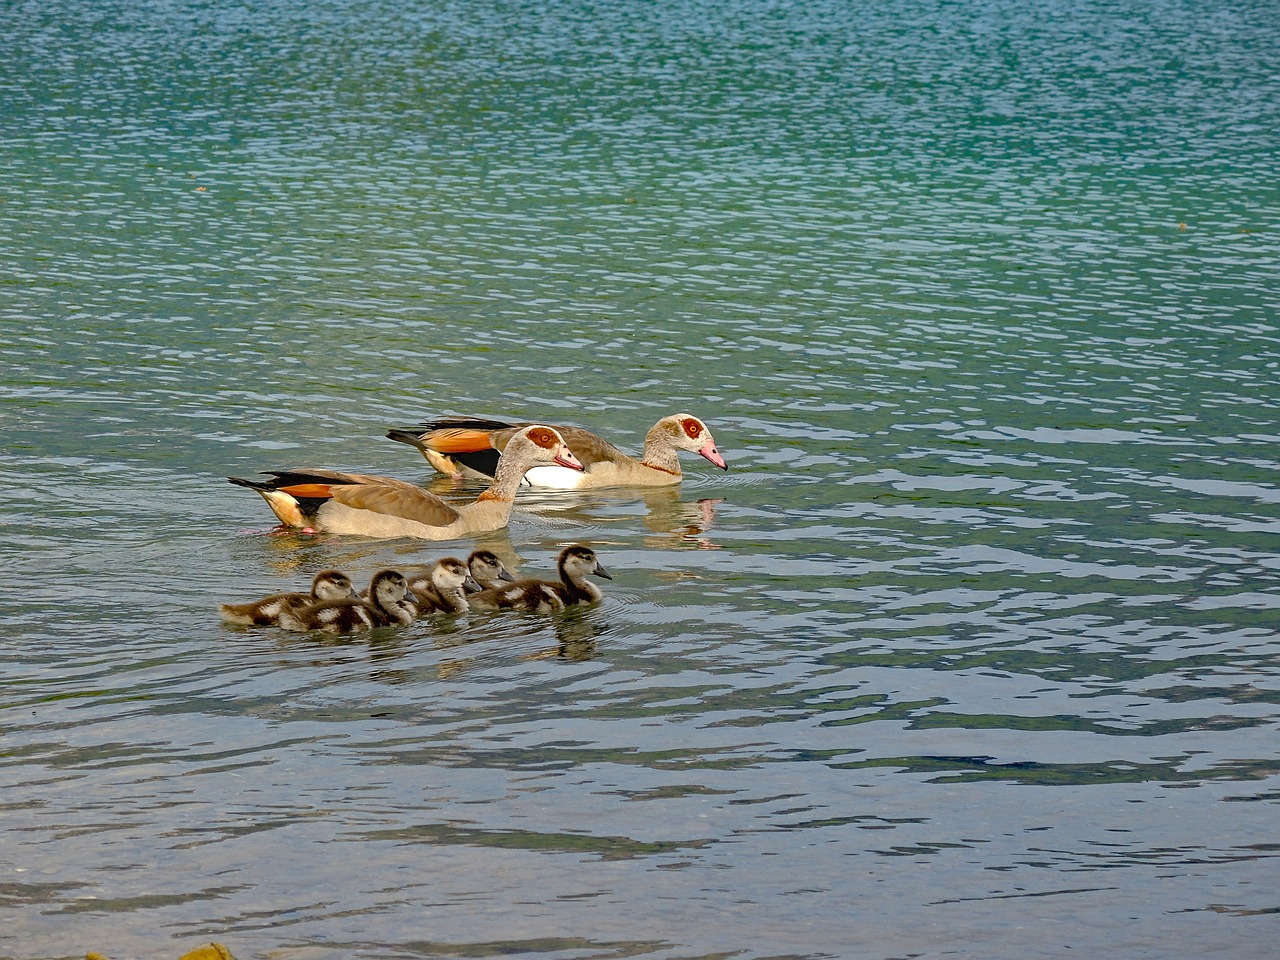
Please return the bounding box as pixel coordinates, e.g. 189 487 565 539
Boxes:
3 1 1279 958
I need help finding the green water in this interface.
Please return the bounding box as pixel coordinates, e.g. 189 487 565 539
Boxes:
2 1 1278 958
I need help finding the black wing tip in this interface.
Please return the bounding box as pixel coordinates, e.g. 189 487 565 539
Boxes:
410 415 520 432
453 449 502 478
385 427 428 448
229 469 338 491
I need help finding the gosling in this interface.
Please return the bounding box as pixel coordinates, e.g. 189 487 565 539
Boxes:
469 545 612 614
466 549 516 591
219 570 356 627
280 569 416 633
408 557 480 615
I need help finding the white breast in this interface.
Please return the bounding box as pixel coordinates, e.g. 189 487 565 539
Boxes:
521 465 588 489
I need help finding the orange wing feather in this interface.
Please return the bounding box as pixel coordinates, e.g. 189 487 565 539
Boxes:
279 483 333 499
428 428 499 454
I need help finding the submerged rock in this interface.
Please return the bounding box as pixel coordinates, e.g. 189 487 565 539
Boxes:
85 944 236 960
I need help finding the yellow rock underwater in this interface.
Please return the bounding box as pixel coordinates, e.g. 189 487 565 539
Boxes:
86 944 236 960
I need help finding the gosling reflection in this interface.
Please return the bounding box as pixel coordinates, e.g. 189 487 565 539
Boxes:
552 609 608 662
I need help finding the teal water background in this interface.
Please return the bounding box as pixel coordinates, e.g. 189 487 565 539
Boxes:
2 1 1278 958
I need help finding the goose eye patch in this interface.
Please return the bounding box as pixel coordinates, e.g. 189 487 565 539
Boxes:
528 427 558 448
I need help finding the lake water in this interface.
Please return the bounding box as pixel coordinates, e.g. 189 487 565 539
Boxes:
2 1 1278 958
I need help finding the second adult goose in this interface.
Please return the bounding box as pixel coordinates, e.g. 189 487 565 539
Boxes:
385 414 727 489
228 426 583 539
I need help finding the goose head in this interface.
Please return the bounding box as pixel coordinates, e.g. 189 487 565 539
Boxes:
467 549 515 591
311 570 357 601
509 425 584 472
431 556 480 595
659 414 727 470
368 569 410 611
559 544 612 583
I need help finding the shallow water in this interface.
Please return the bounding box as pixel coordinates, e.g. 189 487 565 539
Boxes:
2 1 1279 958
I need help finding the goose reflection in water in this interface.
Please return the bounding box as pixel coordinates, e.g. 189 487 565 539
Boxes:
635 490 723 550
498 485 724 551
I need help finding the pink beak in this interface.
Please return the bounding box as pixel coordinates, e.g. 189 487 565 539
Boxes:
555 445 585 471
699 438 728 470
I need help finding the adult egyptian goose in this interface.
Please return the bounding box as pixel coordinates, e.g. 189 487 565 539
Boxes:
219 570 356 627
407 556 480 615
466 549 516 591
469 544 612 613
228 425 583 539
385 414 727 489
280 569 416 633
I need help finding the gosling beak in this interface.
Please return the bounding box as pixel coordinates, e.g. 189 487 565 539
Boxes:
498 568 516 583
555 445 585 471
593 561 613 581
699 438 728 470
463 574 481 593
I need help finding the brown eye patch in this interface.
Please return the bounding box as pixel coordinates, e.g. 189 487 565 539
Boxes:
681 418 703 439
528 427 558 449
